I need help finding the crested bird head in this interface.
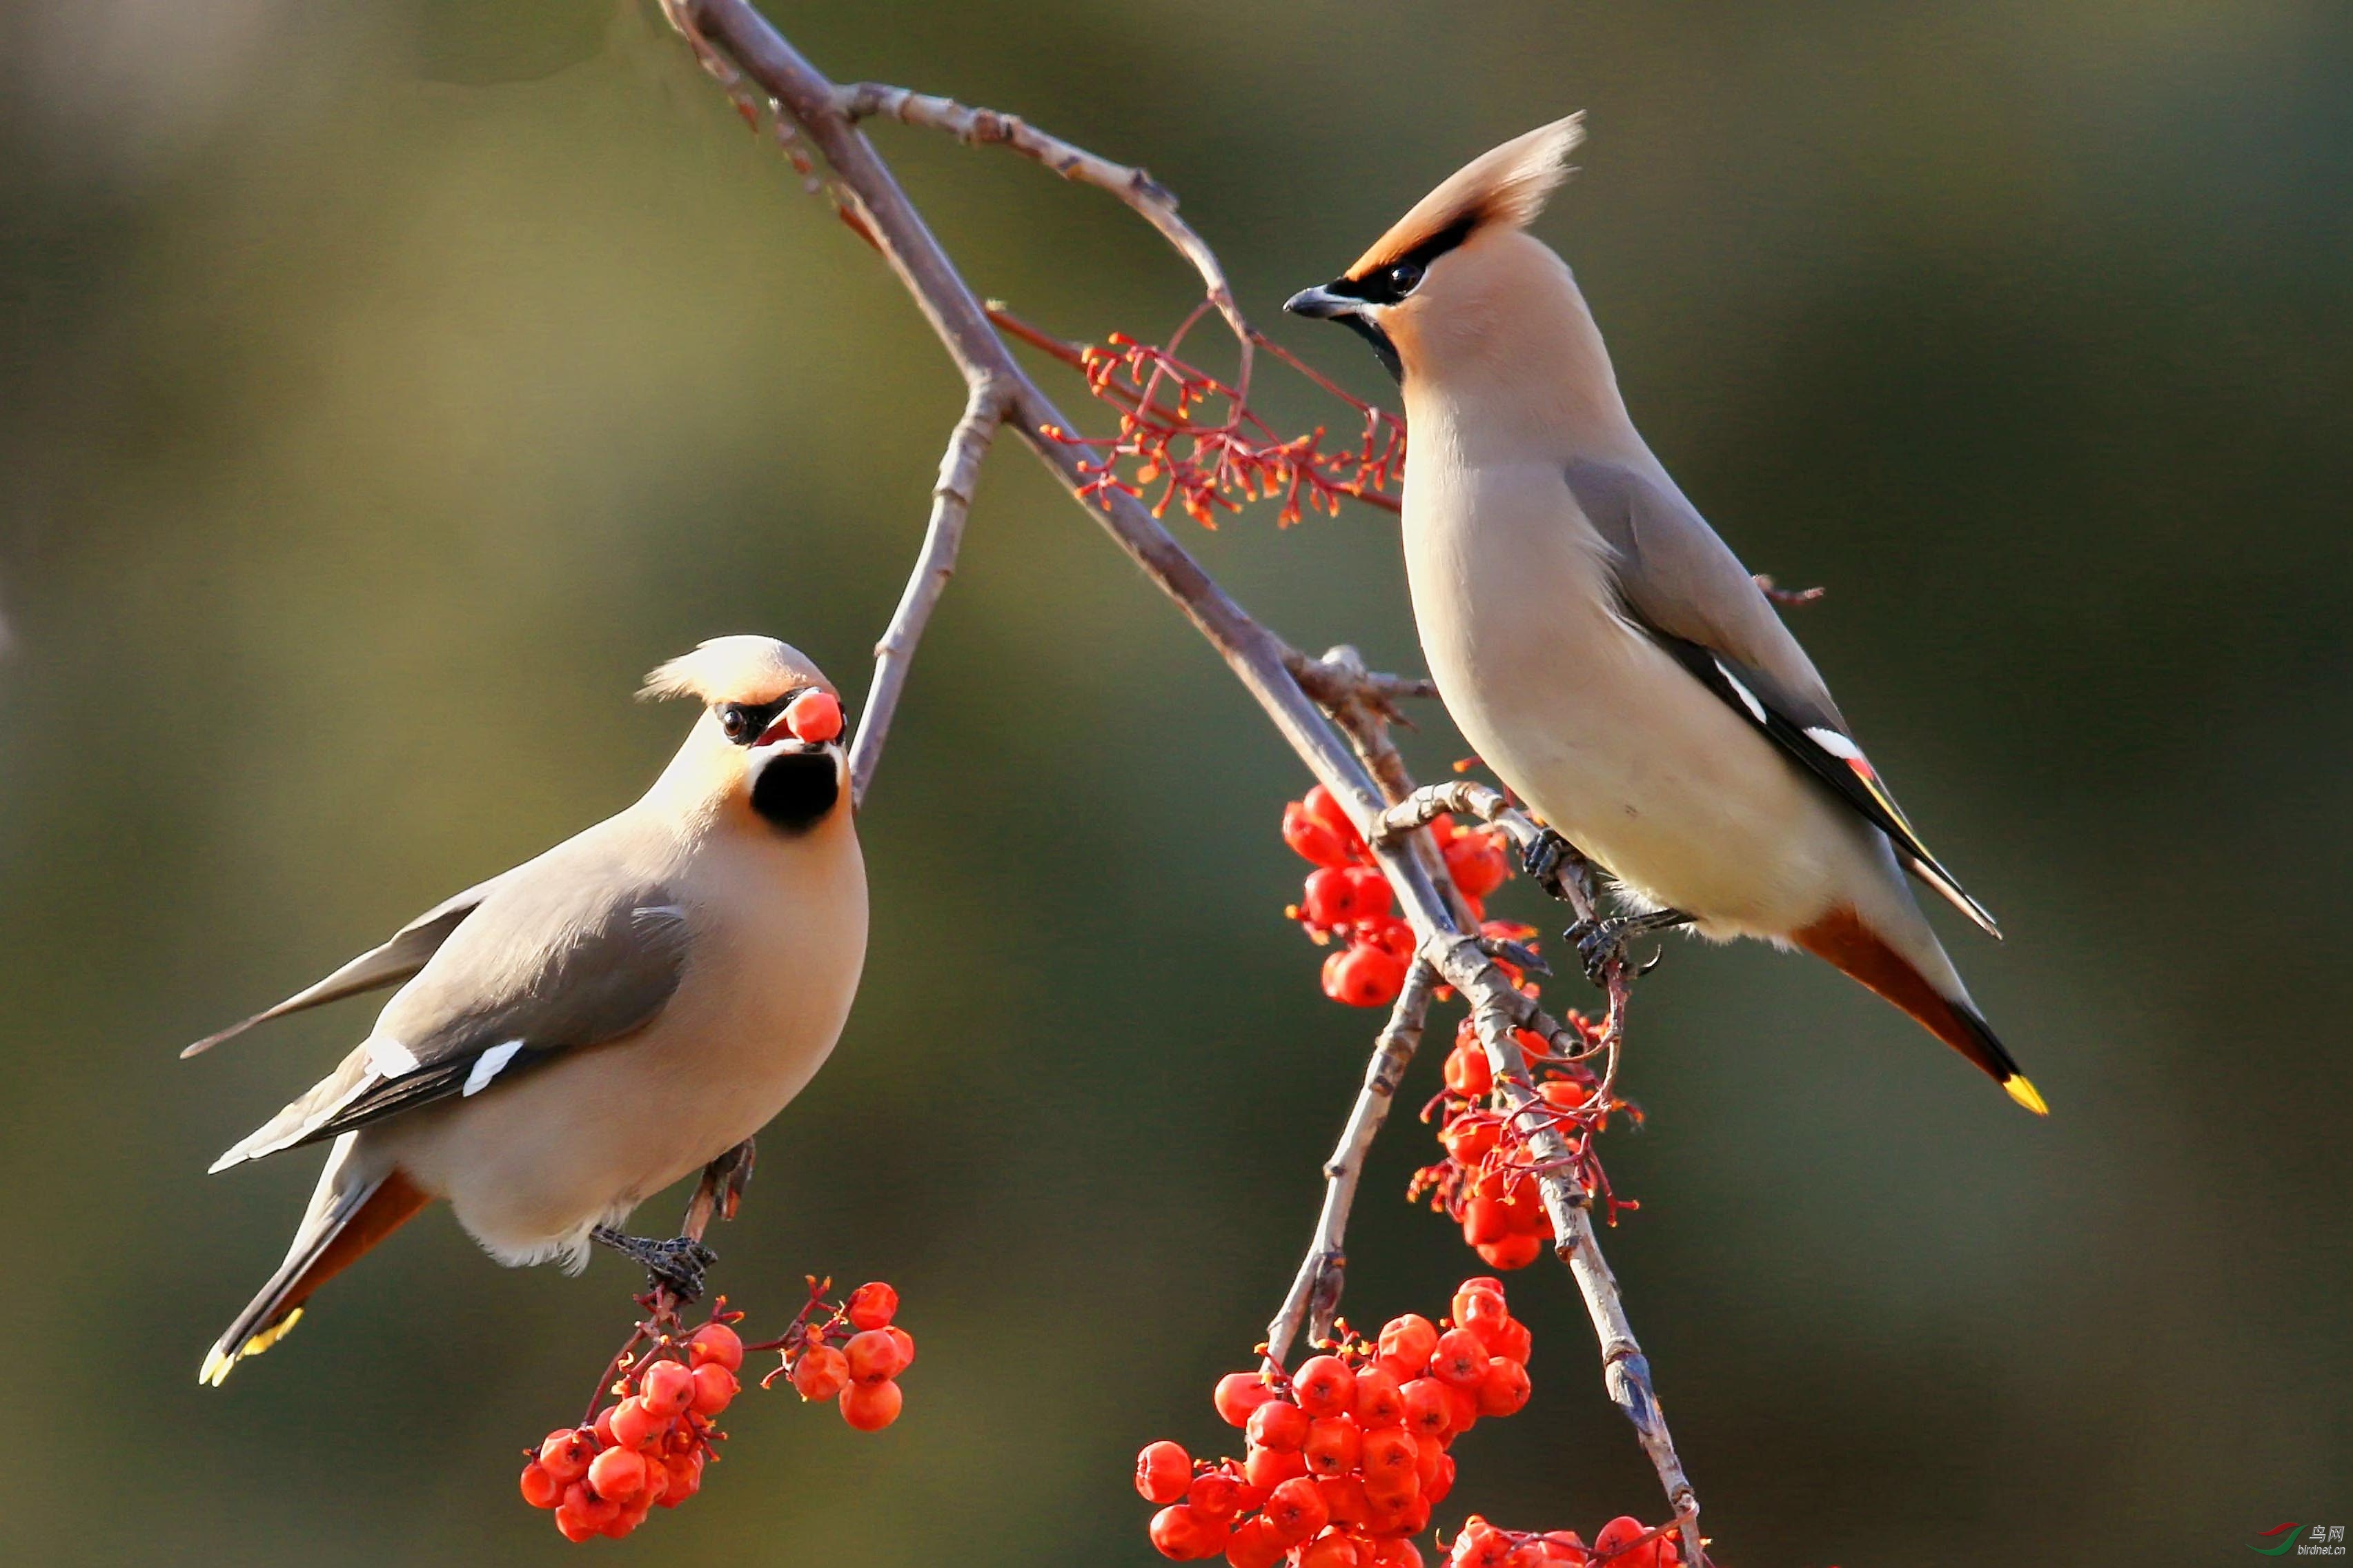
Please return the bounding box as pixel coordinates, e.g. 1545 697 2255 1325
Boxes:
640 635 851 834
1285 117 1615 437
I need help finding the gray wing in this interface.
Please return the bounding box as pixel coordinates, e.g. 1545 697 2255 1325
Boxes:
1566 457 1998 936
179 870 516 1059
209 895 689 1171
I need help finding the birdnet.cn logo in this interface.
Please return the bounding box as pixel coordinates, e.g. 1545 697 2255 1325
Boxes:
2250 1524 2346 1556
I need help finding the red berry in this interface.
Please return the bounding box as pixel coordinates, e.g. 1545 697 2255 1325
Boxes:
1377 1315 1438 1377
1242 1443 1307 1489
1302 1415 1361 1476
839 1378 903 1431
1352 1367 1405 1429
562 1481 618 1529
1214 1371 1276 1427
553 1505 600 1542
1299 1533 1361 1568
1591 1519 1675 1567
1439 1117 1499 1163
791 1344 849 1401
1444 833 1509 900
1261 1476 1330 1545
686 1321 744 1371
690 1361 740 1416
1317 1472 1369 1527
783 687 844 744
1463 1195 1510 1247
847 1281 899 1330
1149 1503 1229 1561
845 1328 905 1385
1358 1427 1417 1492
1186 1469 1244 1522
1537 1534 1590 1565
1430 1329 1490 1389
1322 942 1406 1009
538 1428 594 1486
1301 866 1361 926
885 1325 917 1371
1136 1440 1192 1505
1476 1357 1531 1418
591 1405 617 1449
1341 864 1394 920
1452 1278 1506 1316
1291 1356 1357 1418
1369 1542 1426 1568
1283 802 1355 870
1225 1518 1289 1568
1474 1234 1545 1271
1424 1451 1455 1505
1400 1378 1452 1438
1491 1317 1533 1366
518 1460 561 1510
1444 1042 1493 1098
607 1396 665 1451
640 1358 696 1418
1301 785 1363 848
1246 1398 1309 1451
587 1446 646 1502
1457 1287 1510 1336
658 1453 703 1508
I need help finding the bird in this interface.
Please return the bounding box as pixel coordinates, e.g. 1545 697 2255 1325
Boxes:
1284 119 2045 1115
187 635 870 1385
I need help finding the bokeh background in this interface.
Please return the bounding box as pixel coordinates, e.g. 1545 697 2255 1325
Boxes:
4 1 2348 1561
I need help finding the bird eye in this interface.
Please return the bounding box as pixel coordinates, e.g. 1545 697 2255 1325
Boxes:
718 704 750 742
1385 260 1424 297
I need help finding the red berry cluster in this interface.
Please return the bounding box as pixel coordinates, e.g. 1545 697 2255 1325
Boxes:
518 1313 745 1541
517 1278 909 1543
1412 1018 1638 1269
765 1279 915 1434
1133 1277 1538 1567
1445 1514 1684 1567
1281 787 1515 1010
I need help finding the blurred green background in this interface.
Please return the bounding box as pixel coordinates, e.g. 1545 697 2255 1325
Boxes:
3 1 2347 1562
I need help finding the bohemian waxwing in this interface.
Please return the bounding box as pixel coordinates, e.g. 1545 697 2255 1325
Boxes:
190 635 869 1384
1286 119 2045 1114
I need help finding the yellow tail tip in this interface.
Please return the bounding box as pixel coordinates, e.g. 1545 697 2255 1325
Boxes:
198 1308 304 1387
2002 1075 2050 1116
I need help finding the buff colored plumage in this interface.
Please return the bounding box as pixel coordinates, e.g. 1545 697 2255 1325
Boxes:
194 636 869 1383
1287 124 2042 1114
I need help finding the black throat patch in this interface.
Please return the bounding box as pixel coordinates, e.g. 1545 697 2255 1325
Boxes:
751 750 840 835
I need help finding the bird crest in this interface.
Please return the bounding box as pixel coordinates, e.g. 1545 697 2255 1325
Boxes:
640 636 829 706
1346 115 1585 280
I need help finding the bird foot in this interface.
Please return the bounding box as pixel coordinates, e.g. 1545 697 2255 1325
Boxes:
591 1227 718 1302
1521 829 1583 904
1567 909 1695 986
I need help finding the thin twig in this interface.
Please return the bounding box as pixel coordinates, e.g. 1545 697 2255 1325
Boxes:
1264 961 1437 1369
849 381 1010 806
830 83 1252 393
664 6 1707 1552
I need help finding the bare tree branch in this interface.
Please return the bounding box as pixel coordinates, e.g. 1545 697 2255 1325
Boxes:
830 81 1252 390
1264 960 1437 1369
849 381 1010 806
664 3 1706 1552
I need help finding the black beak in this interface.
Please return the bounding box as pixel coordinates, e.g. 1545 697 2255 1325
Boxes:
1285 281 1403 385
1283 282 1361 320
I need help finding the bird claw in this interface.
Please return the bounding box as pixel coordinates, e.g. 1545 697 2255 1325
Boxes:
592 1227 718 1302
1521 831 1580 904
1566 911 1693 986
